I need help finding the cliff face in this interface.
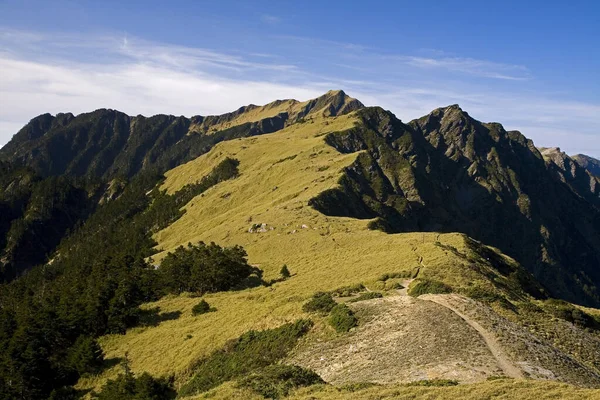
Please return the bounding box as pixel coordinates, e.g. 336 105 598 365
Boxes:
311 106 600 306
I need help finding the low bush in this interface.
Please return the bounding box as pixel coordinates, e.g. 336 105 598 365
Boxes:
329 304 358 333
93 372 176 400
179 320 313 397
348 292 383 303
302 292 336 314
331 284 364 297
408 279 452 297
378 271 411 281
192 299 213 315
543 299 600 330
340 382 380 392
280 265 291 279
237 364 324 399
406 379 459 387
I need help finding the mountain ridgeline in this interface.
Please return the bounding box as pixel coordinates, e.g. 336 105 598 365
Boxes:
1 90 600 399
0 90 599 305
0 90 363 180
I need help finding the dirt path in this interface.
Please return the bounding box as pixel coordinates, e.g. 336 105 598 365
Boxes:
420 294 524 379
397 279 413 296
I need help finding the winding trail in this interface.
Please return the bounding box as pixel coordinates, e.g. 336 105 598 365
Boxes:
420 294 524 379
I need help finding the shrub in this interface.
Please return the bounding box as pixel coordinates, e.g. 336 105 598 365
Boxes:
237 365 324 399
280 265 291 279
408 279 452 297
179 320 313 397
329 304 358 333
543 299 600 330
340 382 380 392
93 372 176 400
348 292 383 303
302 292 336 314
331 284 364 297
406 379 459 387
192 299 213 315
378 271 411 281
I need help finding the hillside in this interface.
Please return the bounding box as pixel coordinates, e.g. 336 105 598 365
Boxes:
86 98 600 396
0 91 362 280
1 91 600 399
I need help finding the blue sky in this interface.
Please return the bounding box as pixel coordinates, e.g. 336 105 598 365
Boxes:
1 0 599 157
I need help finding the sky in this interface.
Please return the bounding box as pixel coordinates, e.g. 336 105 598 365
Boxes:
0 0 599 157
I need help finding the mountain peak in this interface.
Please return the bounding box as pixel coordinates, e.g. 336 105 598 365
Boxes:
572 153 600 177
192 90 364 135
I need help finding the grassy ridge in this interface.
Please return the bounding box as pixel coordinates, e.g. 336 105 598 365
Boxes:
78 112 600 396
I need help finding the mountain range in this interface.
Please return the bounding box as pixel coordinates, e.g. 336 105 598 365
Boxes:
1 90 600 399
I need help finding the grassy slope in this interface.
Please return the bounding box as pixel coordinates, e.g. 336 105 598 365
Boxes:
188 379 600 400
79 111 600 397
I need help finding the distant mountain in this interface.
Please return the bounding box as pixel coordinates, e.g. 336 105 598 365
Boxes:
0 90 362 180
0 90 363 279
572 153 600 178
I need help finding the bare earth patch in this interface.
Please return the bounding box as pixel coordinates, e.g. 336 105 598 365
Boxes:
289 296 503 384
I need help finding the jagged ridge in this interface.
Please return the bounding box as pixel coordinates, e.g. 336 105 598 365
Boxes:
0 90 363 180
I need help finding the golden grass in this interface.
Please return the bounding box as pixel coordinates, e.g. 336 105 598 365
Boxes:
77 111 599 397
188 90 348 135
187 379 600 400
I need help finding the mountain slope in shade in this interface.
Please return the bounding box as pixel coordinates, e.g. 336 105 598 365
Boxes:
0 90 362 180
306 106 600 306
573 153 600 178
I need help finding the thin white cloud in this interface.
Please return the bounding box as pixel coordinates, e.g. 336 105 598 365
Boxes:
0 28 598 158
399 56 531 81
260 14 281 25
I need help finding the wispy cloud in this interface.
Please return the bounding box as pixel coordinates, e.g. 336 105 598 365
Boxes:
260 14 281 25
401 56 531 81
0 28 598 158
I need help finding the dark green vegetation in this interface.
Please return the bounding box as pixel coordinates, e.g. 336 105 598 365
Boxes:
280 264 291 279
0 159 249 399
0 110 281 180
406 379 459 387
160 242 260 295
408 279 453 297
0 162 92 281
328 304 358 332
302 292 337 314
92 370 176 400
179 320 313 397
348 292 383 303
330 283 365 297
542 299 600 331
237 364 324 399
310 106 600 306
192 299 213 316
